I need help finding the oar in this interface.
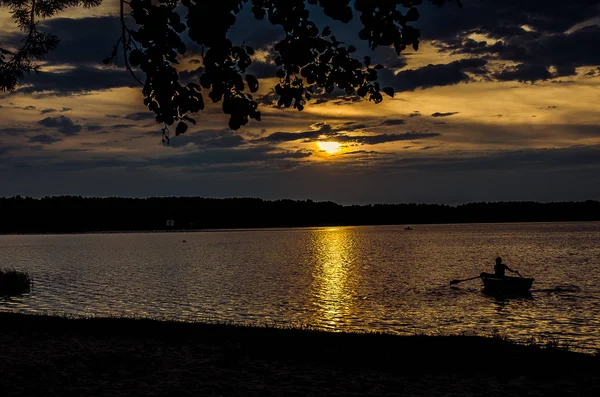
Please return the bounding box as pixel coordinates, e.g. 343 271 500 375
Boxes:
450 275 481 285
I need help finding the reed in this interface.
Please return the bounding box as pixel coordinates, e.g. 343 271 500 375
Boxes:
0 269 32 296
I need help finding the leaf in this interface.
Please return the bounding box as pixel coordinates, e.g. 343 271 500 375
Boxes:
183 116 196 125
175 121 188 136
405 7 420 22
322 26 331 36
246 74 259 93
364 56 371 67
382 87 395 98
348 45 356 53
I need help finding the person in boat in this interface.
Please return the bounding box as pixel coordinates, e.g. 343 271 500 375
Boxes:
494 257 517 278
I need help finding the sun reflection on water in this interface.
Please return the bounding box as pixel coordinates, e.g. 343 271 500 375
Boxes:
309 227 357 330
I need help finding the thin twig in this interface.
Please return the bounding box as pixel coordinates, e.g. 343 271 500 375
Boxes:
120 0 144 86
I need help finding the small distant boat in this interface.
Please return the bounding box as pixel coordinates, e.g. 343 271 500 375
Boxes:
405 226 413 230
480 272 534 296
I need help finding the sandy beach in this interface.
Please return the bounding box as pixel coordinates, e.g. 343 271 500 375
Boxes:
0 312 598 396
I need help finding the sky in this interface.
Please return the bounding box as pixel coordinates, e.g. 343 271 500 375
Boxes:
1 0 599 204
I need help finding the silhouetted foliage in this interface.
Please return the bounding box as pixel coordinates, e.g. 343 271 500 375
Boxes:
1 0 460 136
0 196 598 233
0 0 101 90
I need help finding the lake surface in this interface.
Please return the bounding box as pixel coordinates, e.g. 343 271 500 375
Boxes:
1 223 599 352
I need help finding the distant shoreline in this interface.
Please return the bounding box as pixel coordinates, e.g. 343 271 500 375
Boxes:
1 197 599 235
1 219 600 236
1 312 598 396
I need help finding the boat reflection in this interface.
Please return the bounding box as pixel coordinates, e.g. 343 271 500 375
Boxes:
309 227 358 330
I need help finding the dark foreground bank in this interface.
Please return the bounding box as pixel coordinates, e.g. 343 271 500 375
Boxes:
1 312 598 397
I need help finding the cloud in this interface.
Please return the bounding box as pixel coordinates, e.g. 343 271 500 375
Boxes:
110 124 137 130
380 119 406 126
28 134 62 145
167 129 247 148
420 0 599 42
86 124 104 132
494 63 553 83
0 143 20 155
246 61 279 79
49 145 313 171
17 66 139 96
36 16 123 65
384 145 600 173
382 58 488 92
431 112 459 117
37 115 81 136
256 122 338 143
40 108 57 114
434 4 600 83
333 132 441 145
124 112 156 121
0 127 34 136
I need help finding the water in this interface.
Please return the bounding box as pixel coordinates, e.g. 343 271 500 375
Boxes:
1 223 599 351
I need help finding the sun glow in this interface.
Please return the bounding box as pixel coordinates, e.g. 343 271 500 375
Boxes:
317 141 341 154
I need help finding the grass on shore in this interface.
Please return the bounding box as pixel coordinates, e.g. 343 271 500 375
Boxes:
2 311 599 397
0 269 32 296
1 311 598 363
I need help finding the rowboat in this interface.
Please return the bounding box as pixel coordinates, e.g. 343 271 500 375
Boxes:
480 272 534 296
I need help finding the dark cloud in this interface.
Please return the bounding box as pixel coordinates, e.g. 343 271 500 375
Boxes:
0 127 34 136
37 16 122 65
342 150 379 156
380 119 406 126
419 0 599 42
40 108 57 114
433 3 600 83
381 58 488 92
61 107 72 112
494 63 553 83
86 124 103 132
334 132 440 145
409 112 421 117
50 145 312 171
167 129 246 148
21 105 37 111
0 145 17 156
385 145 600 173
18 66 139 96
37 115 81 136
28 134 62 145
124 112 156 121
257 122 336 143
257 130 324 143
110 124 137 130
246 61 279 79
431 112 459 117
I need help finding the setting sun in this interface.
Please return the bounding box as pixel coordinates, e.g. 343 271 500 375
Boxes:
317 141 341 154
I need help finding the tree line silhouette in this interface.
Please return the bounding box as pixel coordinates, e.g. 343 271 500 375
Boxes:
1 196 598 233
